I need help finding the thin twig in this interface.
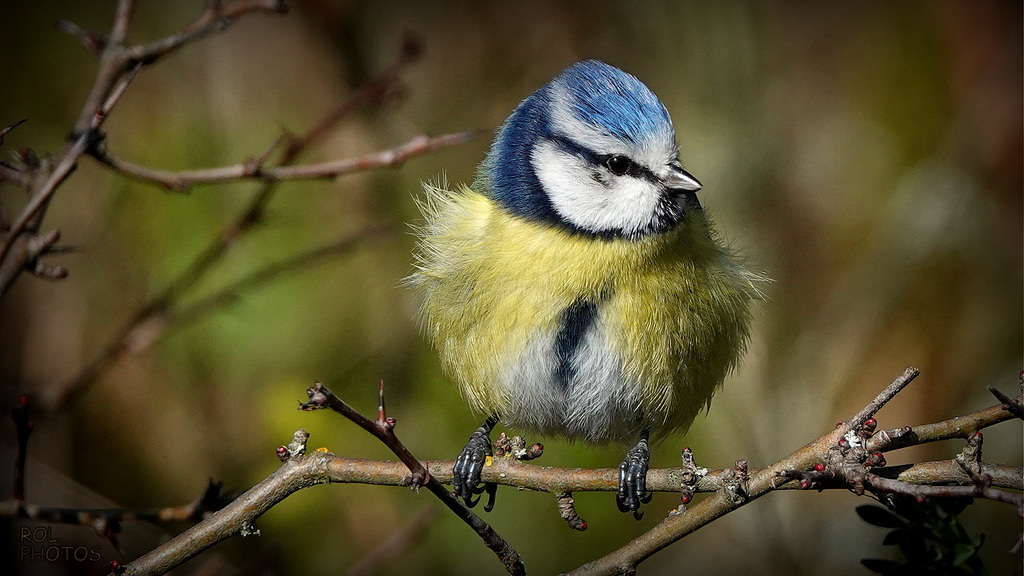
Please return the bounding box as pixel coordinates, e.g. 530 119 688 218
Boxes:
0 0 289 297
866 395 1022 453
47 40 434 410
91 131 478 192
285 33 422 155
11 396 32 501
55 20 107 54
780 460 1024 509
848 366 920 427
0 66 140 291
0 122 36 189
301 382 526 576
127 0 287 66
145 34 418 299
118 430 336 576
565 367 979 576
54 224 388 407
0 164 30 188
0 479 231 533
989 383 1024 419
149 224 391 331
0 118 28 145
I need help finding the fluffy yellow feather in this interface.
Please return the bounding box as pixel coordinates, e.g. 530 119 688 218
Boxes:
410 182 761 443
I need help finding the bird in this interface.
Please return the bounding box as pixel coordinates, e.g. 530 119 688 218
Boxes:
408 60 762 515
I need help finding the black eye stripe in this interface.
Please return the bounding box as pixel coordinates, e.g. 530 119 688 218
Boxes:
547 134 600 165
546 134 658 183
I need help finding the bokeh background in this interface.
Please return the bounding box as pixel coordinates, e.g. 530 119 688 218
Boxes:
1 1 1021 575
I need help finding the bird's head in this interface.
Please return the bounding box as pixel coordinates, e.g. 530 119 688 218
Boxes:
481 60 702 240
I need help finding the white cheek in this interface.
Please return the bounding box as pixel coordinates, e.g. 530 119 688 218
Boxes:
531 140 663 235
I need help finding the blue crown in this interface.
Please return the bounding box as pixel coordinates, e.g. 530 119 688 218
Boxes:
558 60 673 145
479 60 675 232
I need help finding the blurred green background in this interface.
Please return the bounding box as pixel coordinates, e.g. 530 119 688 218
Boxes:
1 1 1020 575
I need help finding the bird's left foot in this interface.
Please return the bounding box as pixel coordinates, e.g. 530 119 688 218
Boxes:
616 431 652 519
453 416 498 511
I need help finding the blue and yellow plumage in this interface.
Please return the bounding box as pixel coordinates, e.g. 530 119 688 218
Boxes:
409 60 762 513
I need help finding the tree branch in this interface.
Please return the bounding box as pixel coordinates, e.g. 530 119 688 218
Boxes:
5 371 1019 575
42 36 460 411
566 368 1022 576
866 401 1020 453
5 458 1017 527
0 479 231 535
117 430 332 576
118 224 390 357
0 0 289 297
0 65 139 294
127 0 288 66
89 131 478 192
0 120 33 188
50 223 387 409
300 381 526 576
988 376 1024 419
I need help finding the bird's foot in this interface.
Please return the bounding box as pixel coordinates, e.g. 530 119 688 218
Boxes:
616 431 652 519
453 416 498 511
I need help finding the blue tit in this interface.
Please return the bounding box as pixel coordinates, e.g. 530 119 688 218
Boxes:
409 60 762 515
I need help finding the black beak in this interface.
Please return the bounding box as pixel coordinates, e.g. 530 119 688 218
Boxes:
660 163 701 192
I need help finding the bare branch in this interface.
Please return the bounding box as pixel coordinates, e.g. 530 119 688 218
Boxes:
0 479 230 534
109 0 136 46
866 395 1022 453
0 118 28 146
0 66 139 292
878 459 1023 490
781 457 1023 510
989 380 1024 419
44 39 436 411
127 0 288 66
145 224 391 333
849 366 920 426
301 382 526 576
565 368 1021 576
7 371 1020 575
3 457 1017 534
90 131 479 192
0 164 30 189
118 430 334 576
56 19 107 54
290 33 421 153
53 224 388 408
0 1 289 297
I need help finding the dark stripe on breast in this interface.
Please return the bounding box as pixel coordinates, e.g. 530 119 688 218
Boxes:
554 299 599 390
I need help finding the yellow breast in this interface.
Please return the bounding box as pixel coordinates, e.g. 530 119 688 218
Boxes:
410 183 758 442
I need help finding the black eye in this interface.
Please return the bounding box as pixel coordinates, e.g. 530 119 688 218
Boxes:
604 155 631 176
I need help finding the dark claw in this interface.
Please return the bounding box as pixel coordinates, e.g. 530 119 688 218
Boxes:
616 431 651 518
482 481 498 512
453 417 497 508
